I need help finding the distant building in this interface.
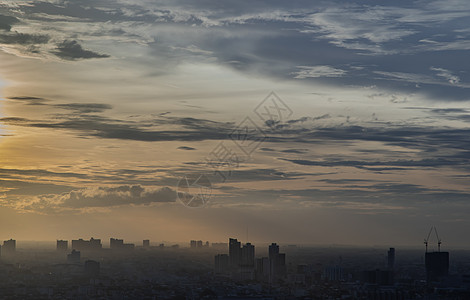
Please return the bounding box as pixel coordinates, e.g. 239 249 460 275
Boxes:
387 248 395 270
269 243 279 260
241 243 255 268
196 240 203 248
361 269 394 286
269 243 286 282
57 240 68 252
71 238 102 251
84 260 100 277
67 249 80 264
229 238 241 269
212 243 228 251
190 240 197 248
110 238 135 250
3 239 16 255
143 240 150 248
215 254 230 274
323 265 344 281
426 251 449 282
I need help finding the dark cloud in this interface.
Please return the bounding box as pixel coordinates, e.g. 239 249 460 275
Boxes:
0 32 49 45
0 14 19 31
177 146 196 150
53 40 109 60
55 103 113 113
8 96 49 105
60 185 176 208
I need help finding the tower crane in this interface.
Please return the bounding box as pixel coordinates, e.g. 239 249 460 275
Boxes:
424 226 442 253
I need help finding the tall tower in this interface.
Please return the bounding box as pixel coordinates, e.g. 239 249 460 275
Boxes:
229 238 241 269
424 227 449 283
387 248 395 270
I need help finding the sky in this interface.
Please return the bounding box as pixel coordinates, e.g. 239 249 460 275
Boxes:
0 0 469 248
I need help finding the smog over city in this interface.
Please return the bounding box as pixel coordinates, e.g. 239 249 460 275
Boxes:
0 0 469 299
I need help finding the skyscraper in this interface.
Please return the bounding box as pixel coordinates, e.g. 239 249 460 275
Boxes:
71 238 102 251
268 243 286 282
57 240 68 252
3 239 16 255
67 249 80 264
215 254 230 274
269 243 279 260
425 251 449 282
85 260 100 277
387 247 395 270
241 242 255 268
143 240 150 248
229 238 241 269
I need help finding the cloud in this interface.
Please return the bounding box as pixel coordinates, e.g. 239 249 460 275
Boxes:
292 65 346 79
430 67 460 84
55 103 113 113
8 96 49 105
59 185 176 208
0 32 49 45
177 146 196 150
53 40 110 60
0 14 19 31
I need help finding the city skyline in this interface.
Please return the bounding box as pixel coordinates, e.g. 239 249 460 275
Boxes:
0 1 469 247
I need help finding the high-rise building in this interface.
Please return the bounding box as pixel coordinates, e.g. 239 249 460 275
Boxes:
71 238 102 251
110 238 124 249
425 251 449 282
57 240 68 252
268 243 286 282
190 240 197 248
110 238 134 250
196 240 203 248
323 265 344 281
67 249 81 264
143 240 150 248
241 243 255 268
3 239 16 255
215 254 230 274
229 238 241 269
387 248 395 270
85 260 100 277
269 243 279 260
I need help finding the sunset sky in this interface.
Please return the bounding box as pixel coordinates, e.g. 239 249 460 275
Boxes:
0 0 469 247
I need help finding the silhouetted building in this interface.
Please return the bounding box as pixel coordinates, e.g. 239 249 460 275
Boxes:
229 238 241 269
110 238 135 250
67 249 80 264
143 240 150 248
84 260 100 277
197 240 203 248
71 238 102 251
323 265 344 281
212 242 228 251
3 239 16 255
361 269 394 286
269 243 279 260
388 247 395 270
57 240 68 252
268 243 286 282
215 254 230 274
241 243 255 268
190 240 197 248
426 251 449 282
